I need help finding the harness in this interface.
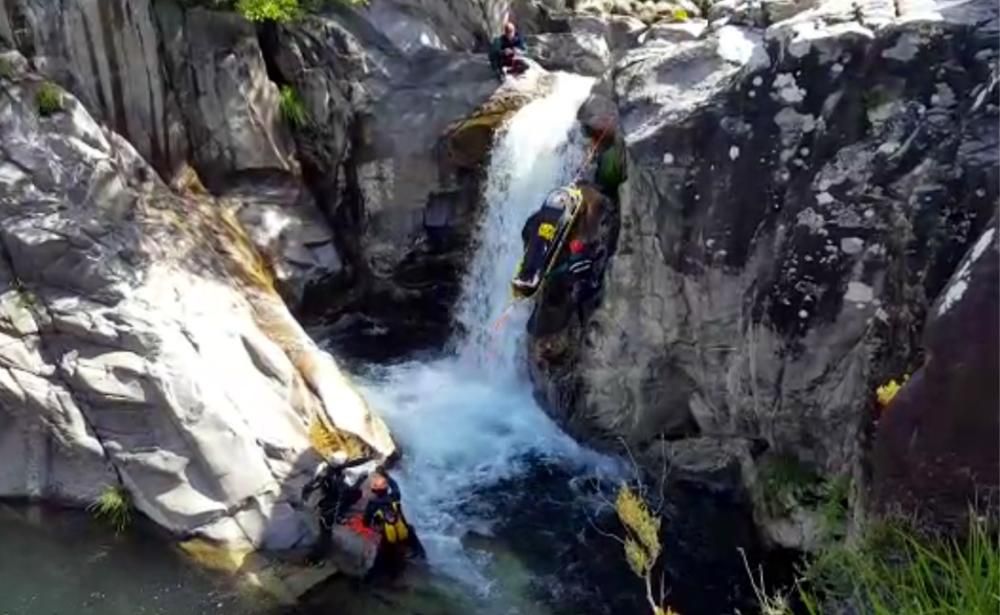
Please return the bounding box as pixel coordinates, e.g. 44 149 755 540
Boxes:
372 501 410 544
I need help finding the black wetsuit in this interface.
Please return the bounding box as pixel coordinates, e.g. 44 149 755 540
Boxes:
516 204 567 290
364 476 426 561
550 251 599 321
302 456 371 562
489 33 526 78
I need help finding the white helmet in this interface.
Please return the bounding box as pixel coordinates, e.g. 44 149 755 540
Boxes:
545 188 574 210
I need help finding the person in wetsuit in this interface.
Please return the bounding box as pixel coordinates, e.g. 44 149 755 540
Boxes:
514 187 579 295
363 469 426 563
489 21 527 81
548 238 600 322
302 453 373 564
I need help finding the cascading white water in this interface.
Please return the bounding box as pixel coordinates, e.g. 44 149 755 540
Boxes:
355 72 620 597
452 73 592 373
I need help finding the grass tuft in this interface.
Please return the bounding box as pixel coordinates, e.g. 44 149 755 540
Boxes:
759 453 821 516
801 513 1000 615
278 85 308 129
36 82 64 117
88 484 132 535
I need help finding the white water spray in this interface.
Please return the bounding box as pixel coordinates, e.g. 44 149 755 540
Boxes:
355 72 619 594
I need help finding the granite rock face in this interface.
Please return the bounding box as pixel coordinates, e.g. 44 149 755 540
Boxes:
528 0 999 546
0 60 394 551
872 218 999 532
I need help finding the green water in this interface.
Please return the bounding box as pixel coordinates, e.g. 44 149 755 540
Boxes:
0 503 576 615
0 504 271 615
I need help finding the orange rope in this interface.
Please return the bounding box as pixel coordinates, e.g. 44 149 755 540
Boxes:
482 299 525 363
574 122 612 183
492 301 516 331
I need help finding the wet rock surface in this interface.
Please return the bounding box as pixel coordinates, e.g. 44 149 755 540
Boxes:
528 0 1000 546
264 11 557 358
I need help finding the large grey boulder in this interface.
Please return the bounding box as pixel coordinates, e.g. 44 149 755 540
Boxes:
357 0 509 52
529 0 999 547
227 176 344 306
0 63 394 550
356 49 500 272
0 0 188 178
0 1 297 186
155 5 299 189
527 29 612 75
872 218 999 532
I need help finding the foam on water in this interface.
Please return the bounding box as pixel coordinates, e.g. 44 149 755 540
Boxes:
355 72 621 594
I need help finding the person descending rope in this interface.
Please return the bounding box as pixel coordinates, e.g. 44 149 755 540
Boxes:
512 185 583 298
364 469 426 562
489 20 527 82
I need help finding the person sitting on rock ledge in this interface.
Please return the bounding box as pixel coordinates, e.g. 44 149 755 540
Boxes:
489 20 527 82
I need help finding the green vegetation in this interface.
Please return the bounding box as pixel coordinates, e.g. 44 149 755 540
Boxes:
758 453 851 541
231 0 365 22
817 475 850 540
614 484 678 615
278 85 308 128
0 57 13 80
89 484 133 534
691 0 714 19
36 82 64 117
236 0 301 22
758 453 822 516
798 515 1000 615
597 143 626 192
15 289 41 312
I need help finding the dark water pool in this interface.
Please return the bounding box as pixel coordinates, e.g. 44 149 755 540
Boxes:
0 503 269 615
0 460 792 615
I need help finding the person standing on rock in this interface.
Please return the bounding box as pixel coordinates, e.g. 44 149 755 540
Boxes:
364 469 427 563
489 20 527 81
302 452 374 564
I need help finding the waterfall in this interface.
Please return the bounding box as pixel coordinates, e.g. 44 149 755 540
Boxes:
453 73 593 372
355 72 620 595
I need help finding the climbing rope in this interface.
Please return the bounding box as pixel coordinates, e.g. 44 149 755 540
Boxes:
573 122 612 183
482 300 520 362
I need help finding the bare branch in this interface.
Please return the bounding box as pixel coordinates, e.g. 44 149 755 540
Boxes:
586 513 627 546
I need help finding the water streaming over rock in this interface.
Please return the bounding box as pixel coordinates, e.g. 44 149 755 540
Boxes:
353 72 624 601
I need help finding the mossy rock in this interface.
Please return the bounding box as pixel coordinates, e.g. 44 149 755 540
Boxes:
444 92 532 169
